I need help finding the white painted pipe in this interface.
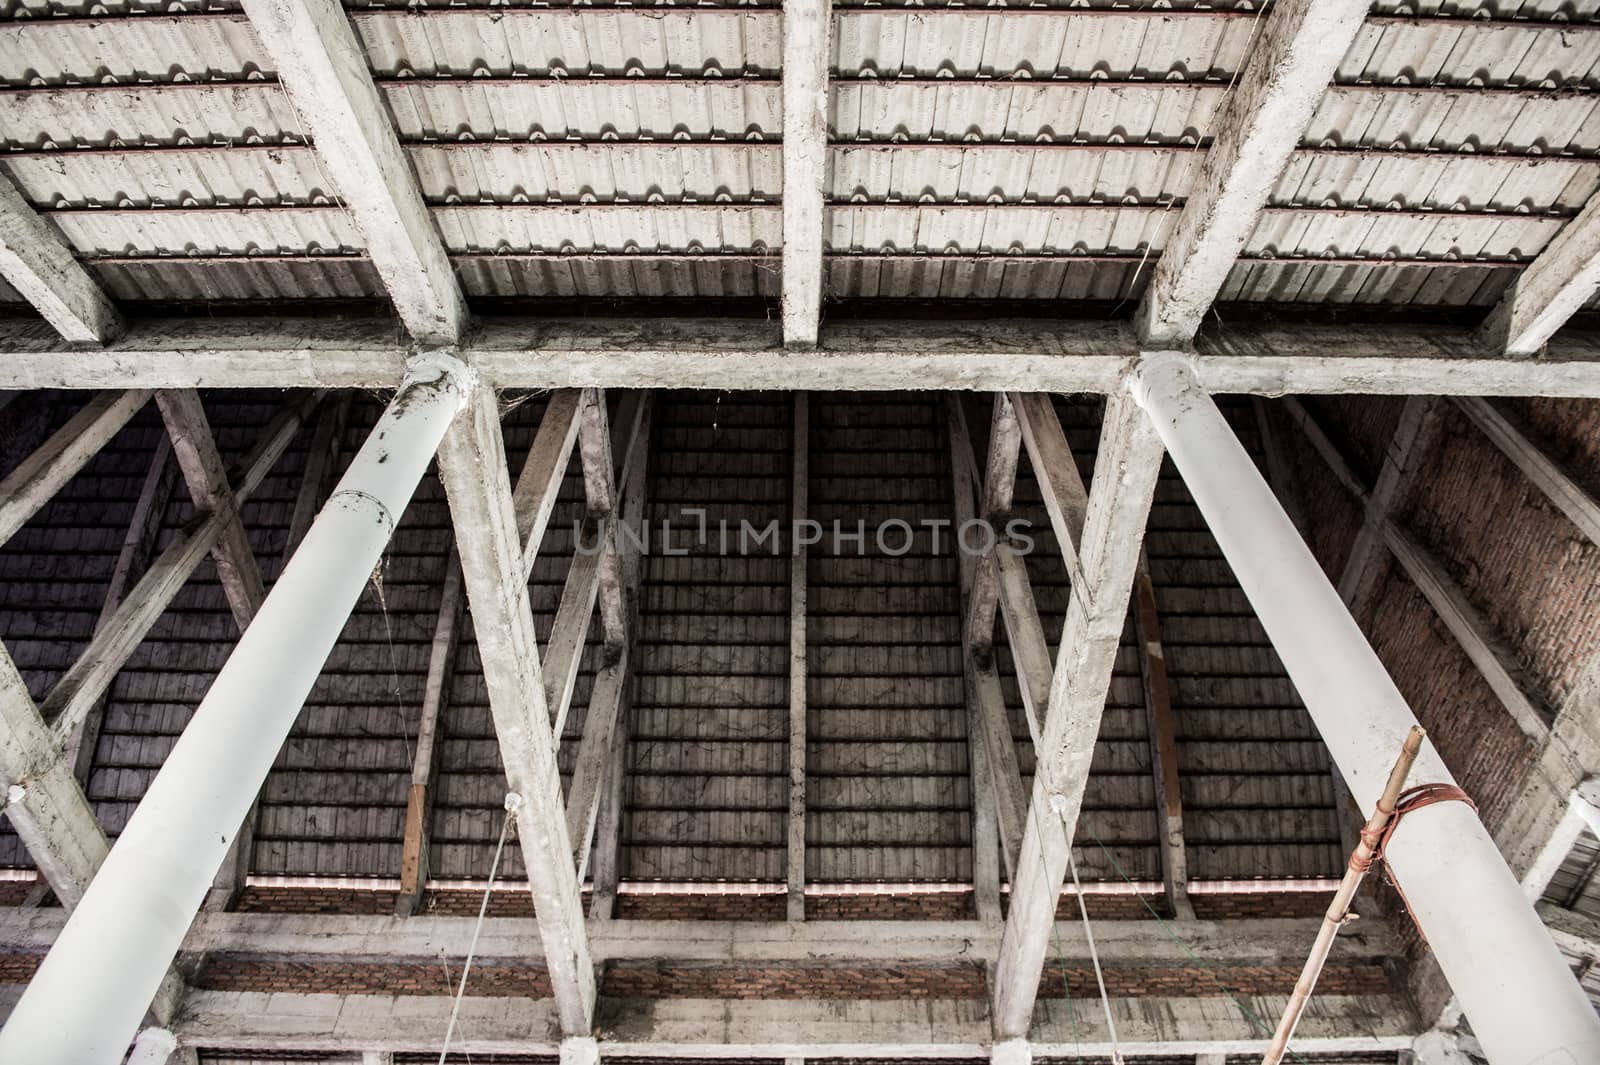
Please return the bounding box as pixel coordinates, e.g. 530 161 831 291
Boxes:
0 353 474 1065
1128 352 1600 1065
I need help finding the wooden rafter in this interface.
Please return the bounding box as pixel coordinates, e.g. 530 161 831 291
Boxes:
39 395 320 749
566 392 654 883
1454 397 1600 547
947 398 1028 888
787 392 809 921
1132 552 1192 919
61 434 179 785
395 552 464 918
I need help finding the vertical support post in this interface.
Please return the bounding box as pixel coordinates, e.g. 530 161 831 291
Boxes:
787 392 809 921
395 550 463 917
589 395 653 921
1133 552 1192 919
1129 352 1600 1065
949 401 1003 922
948 397 1028 883
0 354 472 1065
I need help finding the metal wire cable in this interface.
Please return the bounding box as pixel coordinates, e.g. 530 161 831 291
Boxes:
438 795 519 1064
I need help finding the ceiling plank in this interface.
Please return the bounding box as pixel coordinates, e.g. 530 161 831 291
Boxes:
239 0 467 345
1136 0 1370 347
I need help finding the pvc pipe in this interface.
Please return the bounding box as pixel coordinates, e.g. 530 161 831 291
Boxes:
1128 352 1600 1065
0 353 473 1065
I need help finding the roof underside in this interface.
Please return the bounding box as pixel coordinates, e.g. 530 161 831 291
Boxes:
1 1 1598 312
0 388 1341 888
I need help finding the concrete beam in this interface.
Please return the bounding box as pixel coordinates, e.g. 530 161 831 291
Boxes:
141 989 1416 1057
0 390 150 549
434 380 596 1035
0 172 122 344
1478 188 1600 356
1136 0 1369 346
993 391 1165 1038
780 0 829 347
0 907 1397 968
38 394 320 747
155 390 267 632
238 0 467 344
9 318 1600 396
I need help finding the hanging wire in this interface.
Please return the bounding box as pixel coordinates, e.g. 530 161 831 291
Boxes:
1085 830 1313 1065
1065 850 1121 1064
438 794 520 1064
1030 798 1082 1063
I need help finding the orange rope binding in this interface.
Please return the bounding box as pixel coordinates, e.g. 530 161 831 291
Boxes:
1356 782 1477 943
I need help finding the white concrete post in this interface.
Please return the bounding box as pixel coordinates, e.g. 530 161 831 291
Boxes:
125 1028 178 1065
0 353 475 1065
561 1036 600 1065
1128 352 1600 1065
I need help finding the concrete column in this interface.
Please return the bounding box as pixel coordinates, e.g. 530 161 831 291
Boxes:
1412 1029 1474 1065
561 1036 600 1065
991 1037 1031 1065
124 1028 177 1065
0 353 475 1065
1128 352 1600 1065
1571 777 1600 840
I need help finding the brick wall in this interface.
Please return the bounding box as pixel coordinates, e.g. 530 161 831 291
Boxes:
807 892 974 920
1272 396 1600 833
0 880 34 906
614 893 784 921
235 887 399 915
195 956 551 997
1044 893 1165 920
601 963 987 1000
0 952 41 983
1035 962 1389 999
1189 892 1335 920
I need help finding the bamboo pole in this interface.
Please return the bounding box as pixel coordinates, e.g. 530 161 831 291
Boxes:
1261 725 1426 1065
